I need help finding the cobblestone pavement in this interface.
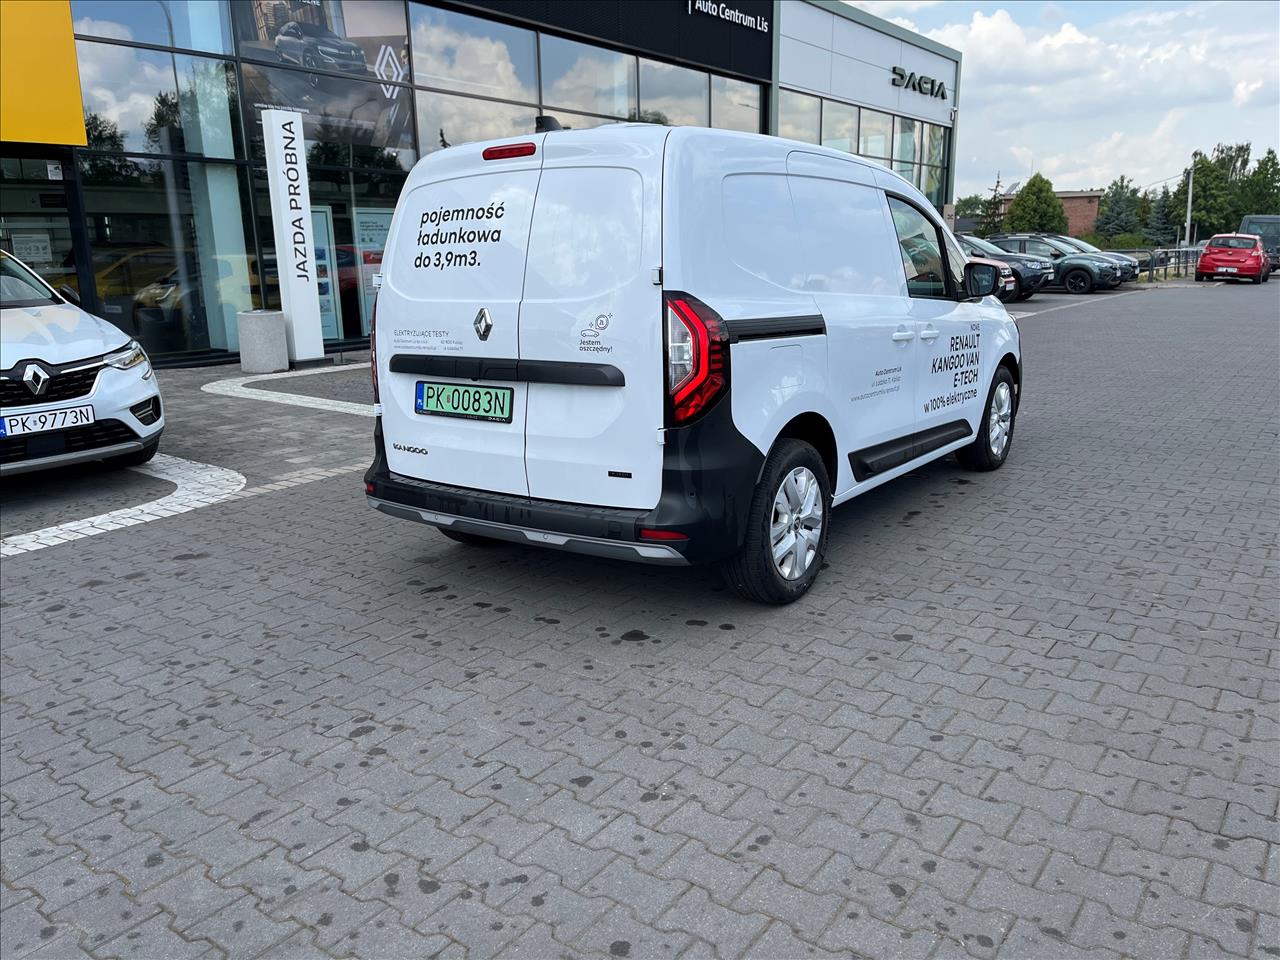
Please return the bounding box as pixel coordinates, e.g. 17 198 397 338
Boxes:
2 285 1277 959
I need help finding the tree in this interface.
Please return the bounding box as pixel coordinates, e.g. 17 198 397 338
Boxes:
1240 148 1280 216
1144 185 1177 245
1004 173 1068 233
1095 175 1140 239
975 180 1006 237
954 193 983 219
1136 191 1152 230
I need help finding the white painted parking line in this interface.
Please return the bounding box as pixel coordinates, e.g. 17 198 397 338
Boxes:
1 454 245 558
1014 288 1146 318
201 363 372 416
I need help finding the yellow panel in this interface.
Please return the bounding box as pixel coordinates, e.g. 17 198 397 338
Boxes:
0 0 86 145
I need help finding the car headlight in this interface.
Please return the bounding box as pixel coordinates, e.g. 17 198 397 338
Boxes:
105 341 152 378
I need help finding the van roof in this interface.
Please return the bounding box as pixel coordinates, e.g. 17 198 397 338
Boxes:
424 122 919 197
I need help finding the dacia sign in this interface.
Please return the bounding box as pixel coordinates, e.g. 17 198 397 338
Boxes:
891 66 947 100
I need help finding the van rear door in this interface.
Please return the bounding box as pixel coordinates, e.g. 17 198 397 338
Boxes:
377 137 544 495
518 127 667 509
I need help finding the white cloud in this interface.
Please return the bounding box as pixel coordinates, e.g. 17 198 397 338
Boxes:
918 5 1280 197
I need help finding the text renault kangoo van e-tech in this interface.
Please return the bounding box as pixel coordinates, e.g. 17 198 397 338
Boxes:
365 125 1021 603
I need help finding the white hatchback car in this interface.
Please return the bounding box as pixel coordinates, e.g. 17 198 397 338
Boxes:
0 251 164 476
365 125 1020 602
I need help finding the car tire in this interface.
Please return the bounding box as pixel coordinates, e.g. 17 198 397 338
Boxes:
1063 269 1093 295
1016 288 1035 301
106 440 159 469
1195 273 1204 282
722 439 831 605
956 366 1016 472
1252 271 1263 284
439 528 501 547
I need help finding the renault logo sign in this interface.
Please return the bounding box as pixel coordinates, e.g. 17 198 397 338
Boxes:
374 44 405 99
22 362 50 396
474 308 493 341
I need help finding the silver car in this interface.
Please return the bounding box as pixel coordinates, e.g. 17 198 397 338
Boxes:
0 251 164 476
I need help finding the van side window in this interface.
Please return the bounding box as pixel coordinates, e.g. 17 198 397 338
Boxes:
887 196 949 298
788 176 903 295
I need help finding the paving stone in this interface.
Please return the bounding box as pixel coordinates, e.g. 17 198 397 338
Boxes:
655 886 769 960
2 291 1277 960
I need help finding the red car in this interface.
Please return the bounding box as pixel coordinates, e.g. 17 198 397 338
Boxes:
1196 234 1272 284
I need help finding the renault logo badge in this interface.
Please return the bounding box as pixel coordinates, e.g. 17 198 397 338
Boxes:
474 308 493 341
22 363 50 397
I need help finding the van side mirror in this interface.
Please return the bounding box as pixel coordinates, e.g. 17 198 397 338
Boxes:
963 262 999 300
57 285 81 306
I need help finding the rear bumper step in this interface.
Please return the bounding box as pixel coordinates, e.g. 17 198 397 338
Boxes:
367 492 687 564
365 472 687 565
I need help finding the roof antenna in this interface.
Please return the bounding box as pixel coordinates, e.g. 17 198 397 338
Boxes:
535 115 562 133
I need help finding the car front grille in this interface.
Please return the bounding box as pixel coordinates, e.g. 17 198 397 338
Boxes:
0 363 102 407
0 419 138 465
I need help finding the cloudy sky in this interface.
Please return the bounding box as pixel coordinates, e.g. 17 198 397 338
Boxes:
847 0 1280 199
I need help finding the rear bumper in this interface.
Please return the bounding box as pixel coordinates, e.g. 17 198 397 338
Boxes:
366 489 688 564
365 397 765 566
1199 260 1264 277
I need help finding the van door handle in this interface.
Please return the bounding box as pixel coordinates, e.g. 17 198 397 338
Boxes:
891 330 915 342
919 327 940 342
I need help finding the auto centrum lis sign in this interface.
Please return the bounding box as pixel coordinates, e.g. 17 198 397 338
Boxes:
891 66 948 100
687 0 770 33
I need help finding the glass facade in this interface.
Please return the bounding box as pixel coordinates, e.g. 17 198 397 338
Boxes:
781 90 951 210
409 5 761 157
3 0 954 364
0 0 765 363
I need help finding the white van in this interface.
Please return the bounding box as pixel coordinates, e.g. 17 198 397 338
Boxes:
365 125 1020 603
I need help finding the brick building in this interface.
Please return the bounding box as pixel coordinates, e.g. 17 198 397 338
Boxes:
1000 186 1104 236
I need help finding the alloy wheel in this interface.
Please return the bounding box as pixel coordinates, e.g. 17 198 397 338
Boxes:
770 466 823 580
988 381 1013 458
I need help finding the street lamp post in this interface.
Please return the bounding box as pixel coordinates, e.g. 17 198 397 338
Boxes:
1183 164 1194 248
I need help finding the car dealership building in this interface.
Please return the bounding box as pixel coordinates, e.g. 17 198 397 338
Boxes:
0 0 960 365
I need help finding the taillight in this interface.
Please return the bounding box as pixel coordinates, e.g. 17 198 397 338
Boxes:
370 296 380 404
483 142 536 161
664 293 728 426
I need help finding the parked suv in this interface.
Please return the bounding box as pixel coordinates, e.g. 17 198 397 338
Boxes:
1238 215 1280 270
365 125 1021 603
0 251 164 475
1196 234 1272 283
989 234 1122 294
1045 235 1140 281
959 234 1055 301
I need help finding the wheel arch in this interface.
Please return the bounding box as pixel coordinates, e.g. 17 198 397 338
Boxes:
772 411 838 489
997 352 1021 406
